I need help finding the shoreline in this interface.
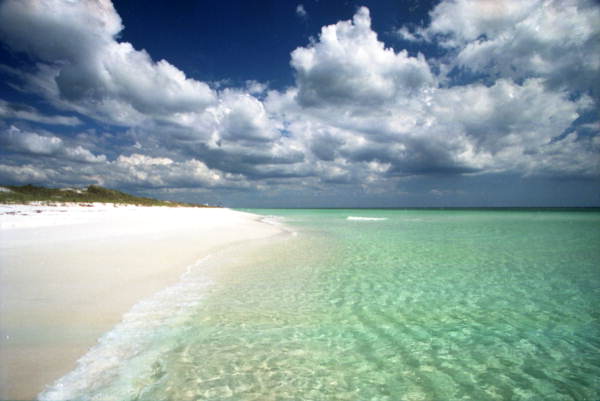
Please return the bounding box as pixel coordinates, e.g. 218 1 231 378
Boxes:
0 204 284 400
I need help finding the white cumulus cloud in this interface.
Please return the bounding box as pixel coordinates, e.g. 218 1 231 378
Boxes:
290 7 435 108
0 0 216 125
0 0 598 201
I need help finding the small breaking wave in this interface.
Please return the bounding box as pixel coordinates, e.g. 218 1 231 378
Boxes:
260 215 285 226
260 215 298 236
346 216 388 221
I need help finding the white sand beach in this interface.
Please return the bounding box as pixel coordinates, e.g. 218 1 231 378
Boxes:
0 204 282 400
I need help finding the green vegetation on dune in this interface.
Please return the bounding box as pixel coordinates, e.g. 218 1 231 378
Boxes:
0 184 214 207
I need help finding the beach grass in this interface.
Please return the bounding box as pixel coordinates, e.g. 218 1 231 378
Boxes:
0 184 212 207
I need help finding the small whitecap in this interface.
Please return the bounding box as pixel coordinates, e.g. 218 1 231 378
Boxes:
346 216 388 221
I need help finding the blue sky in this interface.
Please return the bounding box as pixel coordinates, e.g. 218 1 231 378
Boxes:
110 0 438 88
0 0 598 207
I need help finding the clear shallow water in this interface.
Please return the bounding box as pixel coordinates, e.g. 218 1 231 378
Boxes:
40 209 600 401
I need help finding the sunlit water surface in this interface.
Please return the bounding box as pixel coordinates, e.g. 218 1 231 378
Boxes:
40 209 600 401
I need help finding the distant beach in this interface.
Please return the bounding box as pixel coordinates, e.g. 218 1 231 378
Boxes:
0 204 284 400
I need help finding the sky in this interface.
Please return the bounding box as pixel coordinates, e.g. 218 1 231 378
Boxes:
0 0 598 207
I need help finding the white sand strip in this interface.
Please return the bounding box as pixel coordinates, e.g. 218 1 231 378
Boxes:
0 204 282 400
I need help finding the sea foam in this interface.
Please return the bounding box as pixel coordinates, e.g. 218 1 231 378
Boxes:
346 216 388 221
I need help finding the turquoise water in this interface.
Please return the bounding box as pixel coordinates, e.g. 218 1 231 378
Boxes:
40 209 600 401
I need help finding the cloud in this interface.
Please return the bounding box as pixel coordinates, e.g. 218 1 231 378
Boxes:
298 75 593 178
213 90 281 144
279 6 594 182
0 1 598 203
425 0 600 99
281 2 598 182
296 4 307 18
0 125 106 163
245 80 268 96
0 0 216 125
0 163 56 184
396 25 425 42
429 78 584 154
290 7 434 108
521 131 600 178
0 99 81 126
110 154 230 188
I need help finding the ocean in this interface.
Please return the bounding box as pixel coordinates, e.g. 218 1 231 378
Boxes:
40 209 600 401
